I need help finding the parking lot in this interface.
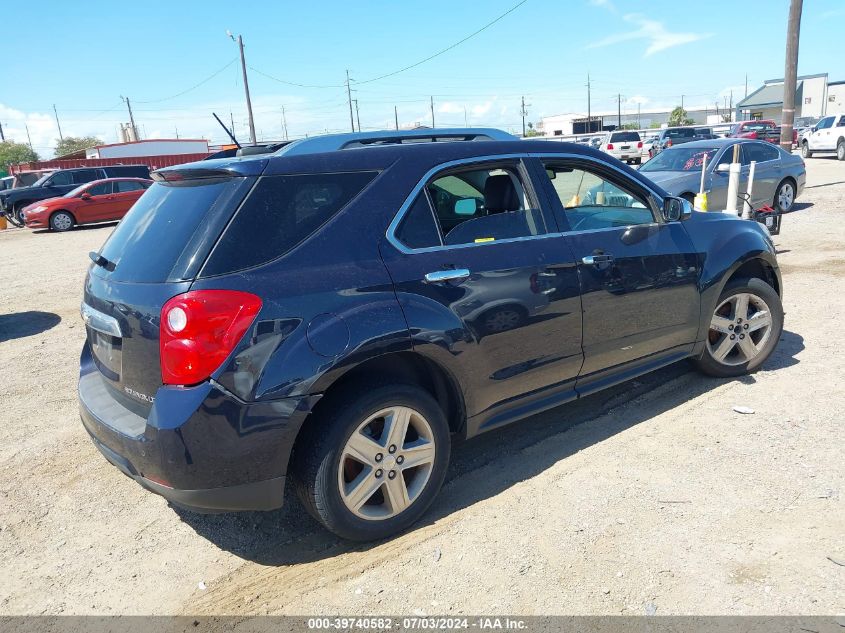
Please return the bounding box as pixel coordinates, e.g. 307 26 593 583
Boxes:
0 156 843 616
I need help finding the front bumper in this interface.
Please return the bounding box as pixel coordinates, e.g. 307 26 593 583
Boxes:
79 343 320 513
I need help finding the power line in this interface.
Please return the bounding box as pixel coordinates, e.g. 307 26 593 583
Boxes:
135 58 238 104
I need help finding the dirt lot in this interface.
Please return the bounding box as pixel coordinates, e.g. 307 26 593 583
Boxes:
1 158 843 616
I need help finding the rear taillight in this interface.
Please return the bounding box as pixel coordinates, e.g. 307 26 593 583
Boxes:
637 141 643 149
666 139 673 147
606 143 614 150
160 290 262 386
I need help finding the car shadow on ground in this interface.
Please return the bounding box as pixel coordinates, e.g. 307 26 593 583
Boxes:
788 201 813 213
174 330 804 566
0 311 61 343
31 222 118 235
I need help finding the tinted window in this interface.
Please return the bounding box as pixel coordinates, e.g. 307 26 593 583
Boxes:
717 145 743 167
837 117 845 128
609 131 640 143
48 171 73 186
542 161 653 231
106 166 151 179
203 171 378 276
665 128 695 139
99 178 247 282
87 182 113 196
816 117 834 130
743 143 780 163
115 181 144 192
395 192 441 249
640 147 718 172
72 169 101 184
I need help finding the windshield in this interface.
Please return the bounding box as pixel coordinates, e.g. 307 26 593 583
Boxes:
63 183 91 198
640 147 718 172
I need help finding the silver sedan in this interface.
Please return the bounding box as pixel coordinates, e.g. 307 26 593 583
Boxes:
639 138 806 212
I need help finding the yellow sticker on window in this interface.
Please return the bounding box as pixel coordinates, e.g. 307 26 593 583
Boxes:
474 237 495 243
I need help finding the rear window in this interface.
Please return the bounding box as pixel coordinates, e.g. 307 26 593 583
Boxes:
609 131 640 143
97 178 250 283
665 128 695 139
201 171 378 276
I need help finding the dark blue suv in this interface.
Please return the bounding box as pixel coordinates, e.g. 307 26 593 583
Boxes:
79 128 783 540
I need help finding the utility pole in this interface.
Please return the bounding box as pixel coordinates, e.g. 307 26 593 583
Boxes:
745 74 748 98
394 106 399 130
353 99 361 132
53 104 63 142
346 70 355 132
681 94 685 110
781 0 803 151
430 96 435 128
230 110 236 138
617 93 622 128
120 96 138 141
586 73 591 133
281 105 289 140
175 126 179 139
0 121 5 142
464 106 468 127
637 102 641 129
227 33 256 145
25 123 33 152
516 95 528 138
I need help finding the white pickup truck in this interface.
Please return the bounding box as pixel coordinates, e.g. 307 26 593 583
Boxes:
800 113 845 160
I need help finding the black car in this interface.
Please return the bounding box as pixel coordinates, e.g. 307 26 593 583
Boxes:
79 129 783 541
0 164 150 224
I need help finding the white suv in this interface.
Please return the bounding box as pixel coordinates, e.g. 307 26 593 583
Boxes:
600 131 643 165
801 114 845 160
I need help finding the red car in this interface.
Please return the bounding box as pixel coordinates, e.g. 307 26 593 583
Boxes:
728 120 798 147
23 177 152 232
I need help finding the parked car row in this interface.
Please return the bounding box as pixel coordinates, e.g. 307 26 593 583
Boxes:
0 164 150 226
800 113 845 160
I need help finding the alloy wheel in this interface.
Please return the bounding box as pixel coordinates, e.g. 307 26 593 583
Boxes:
337 406 436 520
52 213 72 231
707 292 773 366
838 143 845 161
484 308 522 333
778 183 794 211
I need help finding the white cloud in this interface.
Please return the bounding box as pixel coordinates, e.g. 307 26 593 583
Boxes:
587 13 712 57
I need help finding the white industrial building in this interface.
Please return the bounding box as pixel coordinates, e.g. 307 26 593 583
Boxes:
538 105 729 137
84 139 209 160
736 73 843 123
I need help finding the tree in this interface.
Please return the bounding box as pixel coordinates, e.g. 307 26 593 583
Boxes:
622 122 640 130
668 106 694 127
524 122 541 137
54 136 103 157
0 141 39 168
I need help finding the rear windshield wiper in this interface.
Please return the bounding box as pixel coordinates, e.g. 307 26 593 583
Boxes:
89 251 116 271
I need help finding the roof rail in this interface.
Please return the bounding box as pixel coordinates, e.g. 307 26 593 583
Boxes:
275 128 516 157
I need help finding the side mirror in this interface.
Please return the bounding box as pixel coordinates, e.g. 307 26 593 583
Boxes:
663 196 692 222
454 198 477 216
80 193 92 200
715 163 731 173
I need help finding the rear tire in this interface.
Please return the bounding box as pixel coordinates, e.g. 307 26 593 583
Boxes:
291 383 450 541
693 277 783 378
801 141 812 158
837 140 845 161
50 211 75 232
634 157 642 165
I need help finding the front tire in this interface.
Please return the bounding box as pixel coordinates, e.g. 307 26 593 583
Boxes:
693 277 783 378
50 211 75 232
292 383 450 541
801 141 812 158
774 179 796 213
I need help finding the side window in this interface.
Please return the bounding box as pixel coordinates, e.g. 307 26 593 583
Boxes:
817 117 833 130
718 145 743 167
395 192 442 249
541 162 654 231
48 171 73 186
837 117 845 128
425 164 545 246
72 169 99 184
744 143 779 163
88 182 113 196
116 181 144 193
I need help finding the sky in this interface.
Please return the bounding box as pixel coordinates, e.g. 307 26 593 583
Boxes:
2 0 844 158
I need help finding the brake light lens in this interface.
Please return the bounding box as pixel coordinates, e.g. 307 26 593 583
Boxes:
606 143 614 150
637 141 643 149
666 139 673 147
160 290 262 385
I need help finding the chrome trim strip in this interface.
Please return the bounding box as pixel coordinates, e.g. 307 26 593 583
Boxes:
80 302 122 337
384 151 666 255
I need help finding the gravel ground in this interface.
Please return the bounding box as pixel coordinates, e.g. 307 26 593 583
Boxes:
0 157 843 616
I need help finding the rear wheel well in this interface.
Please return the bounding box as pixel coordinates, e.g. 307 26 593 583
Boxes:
289 353 464 473
727 259 780 296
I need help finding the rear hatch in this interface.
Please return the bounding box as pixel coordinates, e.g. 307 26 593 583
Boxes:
82 161 262 414
607 131 641 156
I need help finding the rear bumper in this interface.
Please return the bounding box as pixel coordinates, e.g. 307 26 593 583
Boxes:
79 342 320 512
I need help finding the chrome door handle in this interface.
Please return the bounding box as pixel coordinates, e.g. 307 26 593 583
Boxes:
581 255 613 265
424 269 471 283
